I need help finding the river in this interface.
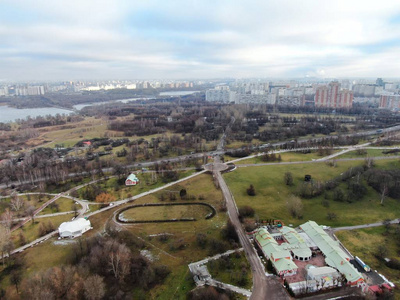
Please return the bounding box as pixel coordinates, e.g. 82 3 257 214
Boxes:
0 91 200 123
0 105 73 123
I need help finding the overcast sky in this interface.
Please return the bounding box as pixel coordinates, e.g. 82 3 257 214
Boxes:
1 0 400 81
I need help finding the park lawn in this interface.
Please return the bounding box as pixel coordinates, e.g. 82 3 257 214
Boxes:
207 250 252 290
120 204 213 221
224 159 400 227
38 197 76 215
336 226 400 299
87 170 196 201
11 214 73 246
230 150 336 165
335 149 400 159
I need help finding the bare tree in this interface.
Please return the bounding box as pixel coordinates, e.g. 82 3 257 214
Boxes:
364 156 375 169
10 271 22 294
83 275 106 300
108 242 131 281
3 240 14 260
26 205 36 224
1 209 14 232
287 195 303 219
0 226 10 265
10 193 25 212
380 183 388 205
71 203 79 218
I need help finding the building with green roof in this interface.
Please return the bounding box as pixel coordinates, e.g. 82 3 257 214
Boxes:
280 226 312 261
255 228 298 276
299 221 364 286
125 173 139 186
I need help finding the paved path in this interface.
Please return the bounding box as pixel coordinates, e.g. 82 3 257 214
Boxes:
9 177 106 232
207 279 251 297
332 219 400 232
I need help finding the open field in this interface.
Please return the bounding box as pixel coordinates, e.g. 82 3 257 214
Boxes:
27 117 117 148
38 197 76 215
120 204 213 222
335 148 400 159
226 150 337 164
336 226 400 298
224 158 400 227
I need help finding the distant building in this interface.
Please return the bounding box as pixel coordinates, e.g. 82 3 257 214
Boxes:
376 78 384 87
352 84 377 97
58 218 92 238
206 86 237 103
379 95 400 110
276 95 305 106
384 83 398 90
125 174 140 186
315 82 353 108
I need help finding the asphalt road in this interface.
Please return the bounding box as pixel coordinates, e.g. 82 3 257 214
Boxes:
214 171 290 300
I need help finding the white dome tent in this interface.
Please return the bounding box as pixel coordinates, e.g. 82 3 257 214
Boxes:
58 218 92 238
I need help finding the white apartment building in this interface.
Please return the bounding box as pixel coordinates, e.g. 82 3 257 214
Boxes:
206 86 237 103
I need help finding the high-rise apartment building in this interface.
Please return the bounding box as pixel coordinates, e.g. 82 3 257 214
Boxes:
379 95 400 110
315 82 353 108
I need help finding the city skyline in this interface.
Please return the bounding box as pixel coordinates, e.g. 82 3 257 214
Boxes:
1 0 400 81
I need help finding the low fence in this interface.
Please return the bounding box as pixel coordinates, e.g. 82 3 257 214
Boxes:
116 202 217 224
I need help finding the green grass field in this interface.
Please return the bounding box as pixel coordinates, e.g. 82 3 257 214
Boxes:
335 149 400 159
228 150 334 164
38 197 76 215
336 226 400 298
120 204 213 221
224 159 400 227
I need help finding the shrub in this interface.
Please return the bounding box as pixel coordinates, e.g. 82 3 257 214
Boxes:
246 184 256 196
238 206 255 218
284 172 293 186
